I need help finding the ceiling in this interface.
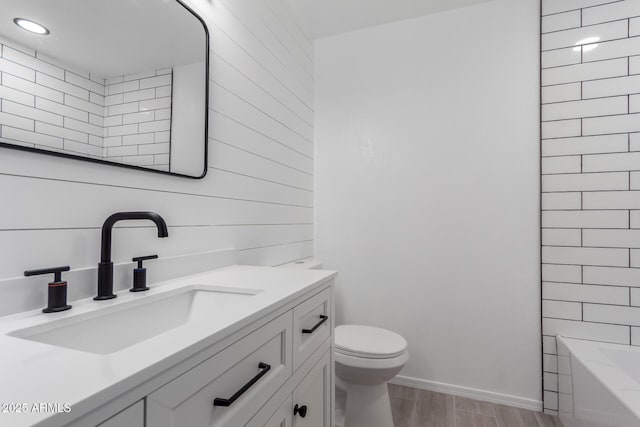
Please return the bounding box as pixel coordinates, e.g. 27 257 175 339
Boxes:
285 0 494 39
0 0 206 79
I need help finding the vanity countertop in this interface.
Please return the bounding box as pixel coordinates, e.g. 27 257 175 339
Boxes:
0 265 336 427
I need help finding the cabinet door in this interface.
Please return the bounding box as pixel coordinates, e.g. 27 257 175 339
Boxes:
97 400 143 427
147 312 292 427
292 350 331 427
264 396 294 427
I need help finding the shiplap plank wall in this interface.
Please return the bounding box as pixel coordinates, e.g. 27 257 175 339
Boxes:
541 0 640 415
0 0 313 291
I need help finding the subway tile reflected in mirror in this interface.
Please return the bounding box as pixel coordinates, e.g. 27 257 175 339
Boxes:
0 0 208 178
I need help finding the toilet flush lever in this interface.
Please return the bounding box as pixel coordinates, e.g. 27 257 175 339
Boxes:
301 315 328 334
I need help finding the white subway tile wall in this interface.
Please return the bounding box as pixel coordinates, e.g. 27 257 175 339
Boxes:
103 72 172 170
542 0 640 413
0 37 171 171
0 40 104 157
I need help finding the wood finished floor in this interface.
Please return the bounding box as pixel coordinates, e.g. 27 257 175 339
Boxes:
389 384 563 427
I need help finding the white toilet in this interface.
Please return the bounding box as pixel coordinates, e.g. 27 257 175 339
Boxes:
278 259 409 427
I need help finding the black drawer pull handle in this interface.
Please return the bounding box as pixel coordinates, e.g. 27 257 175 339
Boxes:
213 362 271 407
294 404 308 418
302 315 329 334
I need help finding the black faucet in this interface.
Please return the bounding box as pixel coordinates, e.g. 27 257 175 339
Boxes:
95 212 169 300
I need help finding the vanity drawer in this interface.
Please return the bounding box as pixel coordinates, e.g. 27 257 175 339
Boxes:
146 311 293 427
293 287 331 371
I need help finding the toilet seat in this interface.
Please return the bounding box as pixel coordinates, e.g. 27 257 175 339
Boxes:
335 325 407 359
335 347 409 370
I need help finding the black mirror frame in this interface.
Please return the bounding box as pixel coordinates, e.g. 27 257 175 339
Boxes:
0 0 210 180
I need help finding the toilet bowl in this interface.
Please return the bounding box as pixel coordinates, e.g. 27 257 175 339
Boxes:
278 259 409 427
335 324 408 427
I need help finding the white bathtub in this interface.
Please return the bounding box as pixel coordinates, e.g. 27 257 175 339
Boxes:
557 336 640 427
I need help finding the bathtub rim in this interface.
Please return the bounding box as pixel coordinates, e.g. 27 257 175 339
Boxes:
557 335 640 423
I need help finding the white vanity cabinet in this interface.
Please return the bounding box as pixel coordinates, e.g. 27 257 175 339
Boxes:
0 266 336 427
97 401 144 427
144 283 333 427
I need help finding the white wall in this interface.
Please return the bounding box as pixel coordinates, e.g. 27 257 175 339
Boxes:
0 0 314 312
315 0 541 408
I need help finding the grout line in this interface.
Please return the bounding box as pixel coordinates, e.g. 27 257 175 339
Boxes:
543 111 638 124
543 169 632 175
543 33 636 54
542 1 622 19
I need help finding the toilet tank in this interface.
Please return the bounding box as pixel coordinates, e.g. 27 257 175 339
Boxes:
277 259 323 270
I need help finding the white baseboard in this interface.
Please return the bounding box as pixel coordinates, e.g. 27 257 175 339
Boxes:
390 375 542 412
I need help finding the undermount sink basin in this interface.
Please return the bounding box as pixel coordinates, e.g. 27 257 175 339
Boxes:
8 285 260 354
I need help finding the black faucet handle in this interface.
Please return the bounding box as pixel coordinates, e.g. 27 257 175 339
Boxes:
24 266 70 282
132 254 158 268
24 266 72 313
130 255 157 292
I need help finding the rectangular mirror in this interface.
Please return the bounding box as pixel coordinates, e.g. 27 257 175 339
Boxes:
0 0 208 178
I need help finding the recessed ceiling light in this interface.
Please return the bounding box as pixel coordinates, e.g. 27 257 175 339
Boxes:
13 18 50 35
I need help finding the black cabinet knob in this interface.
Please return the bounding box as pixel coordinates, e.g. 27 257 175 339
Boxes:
294 404 307 418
